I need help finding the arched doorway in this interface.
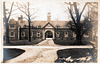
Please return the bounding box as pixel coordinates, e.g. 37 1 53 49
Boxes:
45 31 53 38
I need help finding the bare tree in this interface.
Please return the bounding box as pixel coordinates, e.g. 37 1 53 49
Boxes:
3 2 14 43
64 2 94 44
16 2 37 42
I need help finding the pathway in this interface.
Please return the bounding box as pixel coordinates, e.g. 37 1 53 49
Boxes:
3 39 93 63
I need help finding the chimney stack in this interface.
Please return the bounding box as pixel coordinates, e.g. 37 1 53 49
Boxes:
47 12 51 21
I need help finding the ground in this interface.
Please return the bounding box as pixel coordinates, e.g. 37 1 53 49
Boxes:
3 39 97 63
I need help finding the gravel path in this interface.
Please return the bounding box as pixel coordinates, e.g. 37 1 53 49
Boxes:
35 39 59 46
5 48 58 63
4 39 93 63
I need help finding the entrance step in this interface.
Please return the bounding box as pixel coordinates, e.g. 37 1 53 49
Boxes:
46 38 52 39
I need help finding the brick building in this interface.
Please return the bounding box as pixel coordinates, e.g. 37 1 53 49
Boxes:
8 13 93 43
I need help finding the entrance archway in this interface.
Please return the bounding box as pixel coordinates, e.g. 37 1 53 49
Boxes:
45 31 53 38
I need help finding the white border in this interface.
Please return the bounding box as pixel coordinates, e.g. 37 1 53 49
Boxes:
0 0 100 64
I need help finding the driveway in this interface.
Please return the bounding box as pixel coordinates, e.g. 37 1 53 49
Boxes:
3 39 94 63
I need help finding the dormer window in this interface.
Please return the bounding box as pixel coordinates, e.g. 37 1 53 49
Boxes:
56 25 60 28
37 25 41 28
67 25 70 28
9 24 16 29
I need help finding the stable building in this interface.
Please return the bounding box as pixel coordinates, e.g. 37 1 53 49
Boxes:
8 13 92 42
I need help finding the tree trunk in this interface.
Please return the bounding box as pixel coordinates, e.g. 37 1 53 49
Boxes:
29 20 31 42
76 27 82 45
6 19 9 43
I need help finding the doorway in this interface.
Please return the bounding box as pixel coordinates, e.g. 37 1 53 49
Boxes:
45 31 53 38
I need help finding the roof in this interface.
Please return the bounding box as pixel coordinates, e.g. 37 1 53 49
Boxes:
43 22 55 28
30 21 68 28
9 19 17 24
9 19 69 28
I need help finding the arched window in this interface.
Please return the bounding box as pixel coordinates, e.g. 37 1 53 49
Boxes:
73 32 76 37
37 32 41 37
31 32 33 37
64 32 68 37
83 33 89 37
21 32 25 37
56 32 60 37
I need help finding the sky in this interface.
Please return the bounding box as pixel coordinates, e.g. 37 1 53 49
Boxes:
3 0 89 21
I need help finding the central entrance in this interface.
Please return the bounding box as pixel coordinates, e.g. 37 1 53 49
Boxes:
45 31 53 38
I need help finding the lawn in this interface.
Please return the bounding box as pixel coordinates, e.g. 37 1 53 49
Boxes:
53 39 92 46
55 48 97 63
4 39 43 46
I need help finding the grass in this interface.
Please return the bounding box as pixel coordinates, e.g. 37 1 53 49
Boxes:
3 48 25 62
4 39 43 46
55 48 97 63
53 39 92 46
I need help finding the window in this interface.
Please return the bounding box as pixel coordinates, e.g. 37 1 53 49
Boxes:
67 25 70 28
37 25 41 28
56 25 60 28
9 24 16 29
65 32 68 37
37 32 41 37
56 32 60 37
31 32 33 37
9 31 15 37
21 32 25 37
83 33 89 37
73 32 76 37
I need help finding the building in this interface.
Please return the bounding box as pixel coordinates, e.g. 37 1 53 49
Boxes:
8 13 93 43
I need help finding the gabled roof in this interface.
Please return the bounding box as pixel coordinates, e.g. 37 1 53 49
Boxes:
43 22 55 28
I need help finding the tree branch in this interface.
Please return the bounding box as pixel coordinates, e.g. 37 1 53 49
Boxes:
31 16 36 20
7 2 14 21
68 7 77 26
73 2 80 23
81 25 92 36
30 11 37 17
82 16 89 26
79 2 88 20
23 17 28 20
16 2 28 16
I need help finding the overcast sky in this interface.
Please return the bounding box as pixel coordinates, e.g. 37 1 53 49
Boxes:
3 0 89 21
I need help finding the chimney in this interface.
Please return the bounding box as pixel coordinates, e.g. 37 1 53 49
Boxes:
18 15 23 20
18 15 23 25
47 12 51 21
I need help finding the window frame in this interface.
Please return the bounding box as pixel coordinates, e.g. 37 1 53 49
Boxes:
73 32 76 37
37 32 41 37
31 32 33 37
21 32 25 37
64 32 68 37
9 24 16 29
83 33 89 37
9 31 15 37
56 32 60 37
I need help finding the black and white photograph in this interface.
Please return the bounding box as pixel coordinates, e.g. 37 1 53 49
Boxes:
0 0 99 63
